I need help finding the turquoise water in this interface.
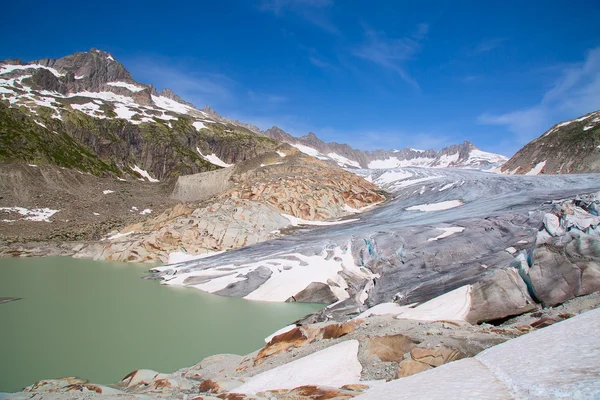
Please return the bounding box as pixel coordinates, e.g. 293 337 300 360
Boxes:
0 257 322 392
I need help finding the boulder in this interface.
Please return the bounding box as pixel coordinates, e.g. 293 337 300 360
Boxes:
363 334 419 363
409 345 465 367
466 268 537 324
396 359 433 378
287 282 340 304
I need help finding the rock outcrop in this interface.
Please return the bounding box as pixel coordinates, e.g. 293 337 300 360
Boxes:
76 148 384 263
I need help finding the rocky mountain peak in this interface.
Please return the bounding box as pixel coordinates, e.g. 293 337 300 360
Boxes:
159 88 195 108
264 126 295 142
202 105 217 115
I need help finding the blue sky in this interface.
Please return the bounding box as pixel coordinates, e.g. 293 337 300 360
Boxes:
2 0 600 156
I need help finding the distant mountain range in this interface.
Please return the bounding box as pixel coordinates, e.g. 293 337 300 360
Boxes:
262 127 507 169
5 47 578 178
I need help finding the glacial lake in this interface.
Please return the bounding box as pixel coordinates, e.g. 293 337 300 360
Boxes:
0 257 322 393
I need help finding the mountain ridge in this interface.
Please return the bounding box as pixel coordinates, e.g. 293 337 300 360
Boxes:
263 126 508 169
0 48 507 175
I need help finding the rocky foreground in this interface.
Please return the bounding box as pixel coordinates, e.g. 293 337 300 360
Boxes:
5 292 599 399
4 168 600 398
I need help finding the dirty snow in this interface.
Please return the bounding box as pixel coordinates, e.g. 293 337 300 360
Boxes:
132 165 159 182
427 226 465 241
151 95 191 114
282 214 358 226
357 308 600 399
165 250 227 266
526 160 547 176
406 200 464 212
196 148 233 167
290 144 329 160
277 151 287 157
106 231 135 241
0 207 59 222
327 152 361 168
358 285 472 322
235 340 362 395
106 81 144 92
0 63 64 77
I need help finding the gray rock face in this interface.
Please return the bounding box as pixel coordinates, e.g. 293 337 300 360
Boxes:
287 282 339 304
214 266 273 297
466 268 537 324
529 235 600 307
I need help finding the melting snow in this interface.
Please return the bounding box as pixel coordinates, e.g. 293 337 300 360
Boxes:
327 152 361 168
113 103 138 120
525 160 547 176
584 125 595 131
282 214 358 226
165 250 227 266
276 151 287 157
139 208 152 215
0 207 59 222
106 81 144 92
375 170 413 185
106 231 135 241
132 165 159 182
102 190 115 194
151 95 191 114
192 121 206 131
406 200 464 212
427 226 465 241
358 285 472 321
0 63 64 77
71 102 101 115
235 340 362 395
358 309 600 399
290 143 329 160
196 148 233 167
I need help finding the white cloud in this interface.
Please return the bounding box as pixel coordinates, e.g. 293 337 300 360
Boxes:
353 24 429 89
259 0 339 34
478 47 600 145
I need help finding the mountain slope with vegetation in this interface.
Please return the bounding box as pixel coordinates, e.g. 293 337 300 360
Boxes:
501 110 600 174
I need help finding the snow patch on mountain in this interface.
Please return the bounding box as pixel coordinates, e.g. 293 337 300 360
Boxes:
132 165 159 182
106 81 144 92
196 148 233 167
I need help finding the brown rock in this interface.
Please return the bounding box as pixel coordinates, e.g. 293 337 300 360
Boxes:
287 282 339 304
340 384 370 392
467 268 537 324
363 334 419 363
321 320 362 340
199 379 223 394
258 385 359 399
253 327 309 366
410 345 465 367
396 359 433 378
530 317 560 329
